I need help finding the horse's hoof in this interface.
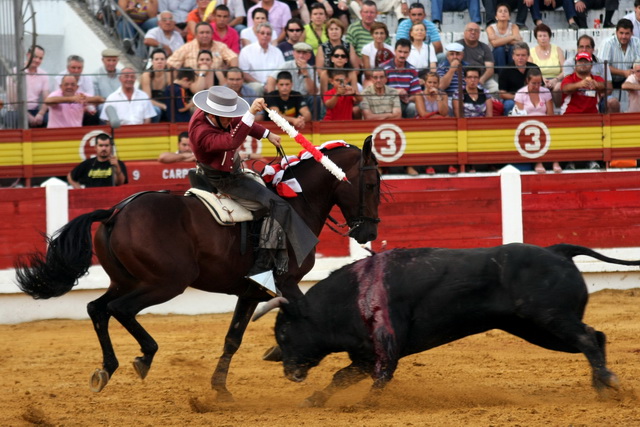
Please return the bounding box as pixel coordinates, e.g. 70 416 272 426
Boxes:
132 357 150 380
215 389 235 403
262 345 282 362
89 369 110 393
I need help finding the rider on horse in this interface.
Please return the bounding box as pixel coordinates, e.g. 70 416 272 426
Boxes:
190 86 318 297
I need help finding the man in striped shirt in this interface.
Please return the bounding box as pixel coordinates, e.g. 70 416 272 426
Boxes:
380 39 424 118
346 0 378 61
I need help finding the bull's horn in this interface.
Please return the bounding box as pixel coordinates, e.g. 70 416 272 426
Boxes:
252 296 289 321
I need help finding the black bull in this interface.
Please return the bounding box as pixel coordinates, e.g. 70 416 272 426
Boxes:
256 243 640 407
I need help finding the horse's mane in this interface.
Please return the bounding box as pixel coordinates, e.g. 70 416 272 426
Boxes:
280 144 362 182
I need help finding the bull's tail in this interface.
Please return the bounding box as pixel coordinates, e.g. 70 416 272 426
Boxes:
15 208 116 299
548 243 640 266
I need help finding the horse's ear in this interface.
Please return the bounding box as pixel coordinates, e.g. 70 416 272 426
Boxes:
362 135 373 160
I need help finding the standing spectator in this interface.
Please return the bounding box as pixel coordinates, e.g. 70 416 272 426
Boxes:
141 48 172 122
623 0 640 38
186 0 213 42
599 19 640 92
278 18 308 62
323 69 362 120
360 68 401 120
498 41 541 115
247 0 292 42
320 45 359 94
190 50 227 94
437 42 467 103
573 0 617 28
144 10 186 57
316 18 357 70
453 67 493 118
6 45 49 128
163 68 197 122
395 3 442 54
622 61 640 112
117 0 159 40
457 22 498 94
514 68 559 173
265 42 317 105
380 39 423 118
93 48 122 99
158 131 197 163
266 71 311 129
211 5 241 53
100 68 157 125
408 22 437 74
68 133 128 188
529 23 565 105
45 75 105 128
304 2 329 54
225 67 262 112
240 8 277 47
158 0 196 32
563 34 619 113
167 22 238 69
345 0 378 61
431 0 481 28
486 4 522 73
239 22 286 95
361 22 394 85
534 0 580 29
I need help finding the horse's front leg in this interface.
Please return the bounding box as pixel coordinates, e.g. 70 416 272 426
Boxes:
211 296 259 401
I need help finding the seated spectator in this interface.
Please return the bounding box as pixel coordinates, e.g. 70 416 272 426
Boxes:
158 131 196 163
622 61 640 112
225 67 262 118
163 68 196 122
117 0 159 41
67 133 128 188
190 50 227 95
266 71 311 129
417 72 449 118
320 45 359 94
279 18 309 62
316 18 357 70
529 23 564 105
573 0 617 28
453 67 493 118
534 0 580 30
395 3 442 54
562 34 619 113
437 43 467 108
486 4 522 73
322 0 350 27
345 0 379 61
381 39 424 118
140 48 172 122
93 49 122 107
350 0 404 21
144 10 185 57
457 22 498 94
211 5 241 54
599 19 640 92
499 41 541 115
513 68 559 173
323 69 362 120
55 55 98 125
623 0 640 38
45 75 105 128
408 22 437 75
185 0 212 42
247 0 292 43
158 0 195 33
360 68 402 120
239 22 286 95
431 0 481 28
6 45 49 128
100 68 157 125
240 8 277 48
304 3 329 54
483 0 533 29
203 0 247 33
361 22 394 86
265 42 317 107
167 22 238 70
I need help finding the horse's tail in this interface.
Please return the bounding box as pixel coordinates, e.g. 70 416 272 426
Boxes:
15 208 116 299
548 243 640 266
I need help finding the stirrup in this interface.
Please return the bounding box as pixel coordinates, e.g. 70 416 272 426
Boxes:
246 270 277 297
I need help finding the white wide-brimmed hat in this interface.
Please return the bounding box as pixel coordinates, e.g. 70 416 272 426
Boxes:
193 86 250 117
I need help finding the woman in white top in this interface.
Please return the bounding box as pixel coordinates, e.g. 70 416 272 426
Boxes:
486 4 522 74
407 22 437 75
360 22 393 87
240 8 277 47
514 68 560 173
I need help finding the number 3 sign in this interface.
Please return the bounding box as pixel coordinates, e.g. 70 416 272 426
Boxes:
514 120 551 159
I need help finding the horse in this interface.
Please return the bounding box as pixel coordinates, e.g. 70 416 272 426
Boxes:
15 136 381 401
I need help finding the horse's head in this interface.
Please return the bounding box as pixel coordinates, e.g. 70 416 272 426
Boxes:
333 135 381 244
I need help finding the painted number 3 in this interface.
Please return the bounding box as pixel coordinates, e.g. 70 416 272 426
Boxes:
524 126 541 151
514 120 551 160
371 124 407 163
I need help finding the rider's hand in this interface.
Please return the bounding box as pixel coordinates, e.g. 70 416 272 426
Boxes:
250 98 267 115
267 131 281 148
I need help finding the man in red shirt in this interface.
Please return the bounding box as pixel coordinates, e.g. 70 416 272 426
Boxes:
211 4 240 53
560 52 609 114
189 86 317 295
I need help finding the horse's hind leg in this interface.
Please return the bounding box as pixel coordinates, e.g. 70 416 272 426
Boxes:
211 296 259 402
87 290 120 392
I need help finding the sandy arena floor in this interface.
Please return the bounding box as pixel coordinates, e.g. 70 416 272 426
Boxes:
1 289 639 426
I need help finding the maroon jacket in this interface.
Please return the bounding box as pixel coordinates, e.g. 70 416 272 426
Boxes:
188 109 267 172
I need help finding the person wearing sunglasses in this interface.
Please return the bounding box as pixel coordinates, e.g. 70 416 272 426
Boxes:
319 45 359 95
277 18 309 62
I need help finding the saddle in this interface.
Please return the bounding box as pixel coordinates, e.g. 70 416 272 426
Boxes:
185 168 265 226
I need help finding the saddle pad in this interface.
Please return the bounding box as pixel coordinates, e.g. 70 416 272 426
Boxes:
185 188 254 226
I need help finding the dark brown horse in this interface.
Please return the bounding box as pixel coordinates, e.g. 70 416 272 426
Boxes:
15 137 380 400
